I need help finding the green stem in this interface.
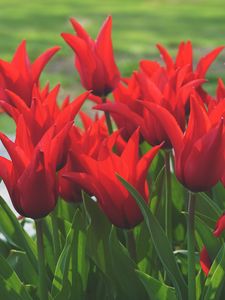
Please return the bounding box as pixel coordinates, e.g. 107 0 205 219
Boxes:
51 210 61 264
102 95 113 134
164 150 172 242
35 219 48 300
126 230 137 262
187 192 196 300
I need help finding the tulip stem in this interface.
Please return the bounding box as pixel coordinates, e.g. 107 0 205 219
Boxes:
164 150 172 242
187 192 196 300
51 210 61 264
102 96 113 134
35 219 48 300
126 230 137 261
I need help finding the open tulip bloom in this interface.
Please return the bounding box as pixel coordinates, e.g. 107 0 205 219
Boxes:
61 16 120 97
142 96 225 192
1 15 225 300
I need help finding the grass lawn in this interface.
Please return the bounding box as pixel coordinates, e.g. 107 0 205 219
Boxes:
0 0 225 131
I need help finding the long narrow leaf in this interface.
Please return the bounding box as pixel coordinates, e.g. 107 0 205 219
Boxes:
117 175 187 300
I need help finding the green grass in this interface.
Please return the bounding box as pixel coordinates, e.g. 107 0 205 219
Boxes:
0 0 225 131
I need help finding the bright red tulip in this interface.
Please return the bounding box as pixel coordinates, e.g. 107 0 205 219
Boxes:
0 118 72 218
0 40 60 107
58 114 126 203
61 16 120 96
157 41 224 104
0 85 88 148
157 41 224 79
110 74 142 140
63 129 161 228
143 96 225 192
96 66 203 147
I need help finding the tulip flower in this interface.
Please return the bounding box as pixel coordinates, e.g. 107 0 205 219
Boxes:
0 118 72 218
61 16 120 96
157 41 224 104
59 114 126 203
96 66 204 148
0 40 60 107
157 41 224 79
200 246 211 276
0 85 88 147
143 96 225 192
63 129 161 228
110 74 142 140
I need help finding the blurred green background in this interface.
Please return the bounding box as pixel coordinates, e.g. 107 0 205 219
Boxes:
0 0 225 131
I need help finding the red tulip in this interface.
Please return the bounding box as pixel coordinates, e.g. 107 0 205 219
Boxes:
157 41 224 79
157 41 224 105
110 74 142 140
0 40 60 107
61 16 120 96
0 85 88 148
200 246 211 276
0 119 72 218
96 66 203 147
143 96 225 192
58 114 125 203
63 129 161 228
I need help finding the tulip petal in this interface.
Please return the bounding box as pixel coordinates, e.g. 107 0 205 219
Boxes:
0 157 12 190
61 33 96 89
0 132 27 174
16 150 57 218
70 18 93 44
200 246 211 276
140 102 183 156
156 44 174 70
214 213 225 237
175 41 193 68
196 46 224 77
95 102 143 126
95 16 120 81
137 143 162 183
11 40 32 79
183 119 224 192
183 96 210 153
32 46 60 82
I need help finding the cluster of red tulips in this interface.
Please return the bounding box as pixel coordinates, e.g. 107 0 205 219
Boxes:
0 16 225 300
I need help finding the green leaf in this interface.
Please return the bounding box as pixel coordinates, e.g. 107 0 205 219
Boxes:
0 254 32 300
196 269 204 300
51 209 80 299
0 238 11 257
7 250 38 285
195 215 221 260
51 208 89 300
198 193 222 218
0 197 37 271
42 216 56 273
117 175 187 300
83 192 112 274
109 227 148 300
136 270 177 300
69 209 89 300
202 244 225 300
